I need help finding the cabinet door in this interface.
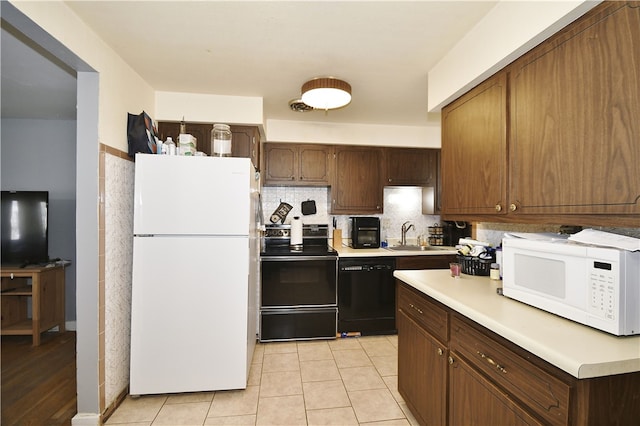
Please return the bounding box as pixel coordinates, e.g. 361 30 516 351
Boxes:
509 2 640 215
263 143 297 184
386 148 438 186
332 146 383 214
156 122 179 143
449 354 543 426
441 72 508 216
156 122 213 155
397 310 447 426
299 145 331 184
231 126 260 170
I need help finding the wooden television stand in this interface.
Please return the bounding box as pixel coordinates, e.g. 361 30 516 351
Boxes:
1 264 66 346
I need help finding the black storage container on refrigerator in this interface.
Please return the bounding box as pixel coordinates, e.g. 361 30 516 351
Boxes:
338 257 396 335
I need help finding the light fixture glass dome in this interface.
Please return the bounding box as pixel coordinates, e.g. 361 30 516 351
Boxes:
301 77 352 110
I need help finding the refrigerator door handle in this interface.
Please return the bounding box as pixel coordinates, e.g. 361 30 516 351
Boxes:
256 192 265 231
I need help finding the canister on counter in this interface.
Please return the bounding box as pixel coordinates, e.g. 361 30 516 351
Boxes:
211 123 232 157
490 263 501 280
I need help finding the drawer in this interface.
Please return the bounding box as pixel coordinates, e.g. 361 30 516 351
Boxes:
260 308 337 342
450 315 571 426
395 255 456 270
397 282 448 342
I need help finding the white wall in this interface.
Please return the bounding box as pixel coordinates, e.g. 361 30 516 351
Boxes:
153 91 445 148
265 116 442 148
1 118 77 323
155 91 263 127
427 0 600 111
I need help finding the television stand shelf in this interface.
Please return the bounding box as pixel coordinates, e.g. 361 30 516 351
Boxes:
1 264 66 346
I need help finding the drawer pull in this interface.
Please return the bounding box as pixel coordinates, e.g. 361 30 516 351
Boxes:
409 303 423 314
477 351 507 374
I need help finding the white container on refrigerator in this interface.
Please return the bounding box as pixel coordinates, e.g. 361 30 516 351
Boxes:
130 154 259 395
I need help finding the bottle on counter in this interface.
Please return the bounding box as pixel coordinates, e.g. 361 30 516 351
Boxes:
490 263 501 280
166 137 176 155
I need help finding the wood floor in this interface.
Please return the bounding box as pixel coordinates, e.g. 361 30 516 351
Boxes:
1 331 77 426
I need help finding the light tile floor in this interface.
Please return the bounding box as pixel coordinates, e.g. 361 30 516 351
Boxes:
105 335 419 425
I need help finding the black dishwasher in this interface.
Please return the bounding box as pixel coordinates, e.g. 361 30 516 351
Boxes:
338 257 396 335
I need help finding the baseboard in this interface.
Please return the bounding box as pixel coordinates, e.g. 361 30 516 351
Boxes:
102 386 129 423
71 413 100 426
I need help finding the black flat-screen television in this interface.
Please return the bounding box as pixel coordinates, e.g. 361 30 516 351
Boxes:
1 191 49 266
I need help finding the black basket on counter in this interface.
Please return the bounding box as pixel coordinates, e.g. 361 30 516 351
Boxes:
457 253 495 276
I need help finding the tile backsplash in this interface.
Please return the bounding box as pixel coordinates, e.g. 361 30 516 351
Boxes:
261 186 640 247
261 186 440 243
476 222 640 247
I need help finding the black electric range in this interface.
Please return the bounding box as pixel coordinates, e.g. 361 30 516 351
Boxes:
259 223 338 342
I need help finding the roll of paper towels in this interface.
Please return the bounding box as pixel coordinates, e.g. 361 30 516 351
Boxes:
291 217 303 246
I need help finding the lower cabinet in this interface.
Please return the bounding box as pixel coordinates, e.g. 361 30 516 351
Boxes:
449 354 543 426
396 280 640 426
397 309 447 426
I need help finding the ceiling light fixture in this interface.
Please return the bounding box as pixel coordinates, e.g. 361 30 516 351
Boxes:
301 77 352 110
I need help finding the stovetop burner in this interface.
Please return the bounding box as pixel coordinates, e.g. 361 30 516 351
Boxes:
260 245 338 257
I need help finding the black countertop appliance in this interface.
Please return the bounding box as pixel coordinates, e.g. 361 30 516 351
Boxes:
350 216 380 248
442 221 472 247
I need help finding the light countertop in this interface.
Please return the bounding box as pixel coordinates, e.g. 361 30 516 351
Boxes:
331 242 458 257
394 269 640 379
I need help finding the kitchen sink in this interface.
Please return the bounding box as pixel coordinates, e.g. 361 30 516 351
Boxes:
385 245 451 252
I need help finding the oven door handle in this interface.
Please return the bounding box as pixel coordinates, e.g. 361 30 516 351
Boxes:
261 256 338 262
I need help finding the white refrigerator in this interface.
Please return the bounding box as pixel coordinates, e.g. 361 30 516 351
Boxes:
129 154 259 395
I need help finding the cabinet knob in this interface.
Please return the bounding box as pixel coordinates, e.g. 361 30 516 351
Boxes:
448 356 454 365
509 203 517 212
495 204 502 212
388 178 392 182
437 348 444 356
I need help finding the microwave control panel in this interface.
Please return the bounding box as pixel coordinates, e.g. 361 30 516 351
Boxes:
588 261 617 321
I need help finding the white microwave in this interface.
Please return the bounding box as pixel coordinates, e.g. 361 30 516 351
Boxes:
502 236 640 336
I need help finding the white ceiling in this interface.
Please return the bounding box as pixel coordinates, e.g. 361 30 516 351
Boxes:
2 1 499 126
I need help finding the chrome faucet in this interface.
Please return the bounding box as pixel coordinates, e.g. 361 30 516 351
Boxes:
401 221 414 246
